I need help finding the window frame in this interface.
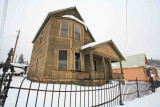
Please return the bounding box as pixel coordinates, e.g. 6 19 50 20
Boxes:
60 22 69 37
58 50 68 70
75 52 81 71
74 24 81 41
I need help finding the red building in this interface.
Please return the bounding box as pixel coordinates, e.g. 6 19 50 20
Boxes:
112 53 159 81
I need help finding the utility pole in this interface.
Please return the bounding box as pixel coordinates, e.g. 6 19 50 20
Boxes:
11 30 20 63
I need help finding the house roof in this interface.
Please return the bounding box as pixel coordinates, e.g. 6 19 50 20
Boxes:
32 6 95 43
81 39 111 50
81 40 125 60
112 53 149 69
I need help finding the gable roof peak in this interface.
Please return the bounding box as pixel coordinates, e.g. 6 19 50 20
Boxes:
49 6 84 21
32 6 95 43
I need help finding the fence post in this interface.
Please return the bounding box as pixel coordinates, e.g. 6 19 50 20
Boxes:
118 76 123 105
136 77 140 98
0 48 14 107
149 77 155 92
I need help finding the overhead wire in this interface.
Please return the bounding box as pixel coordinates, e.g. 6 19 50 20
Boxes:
0 0 8 61
124 0 128 56
0 32 32 44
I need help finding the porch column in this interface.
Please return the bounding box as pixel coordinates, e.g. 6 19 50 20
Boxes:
109 58 113 79
120 61 124 79
90 52 94 79
102 56 106 79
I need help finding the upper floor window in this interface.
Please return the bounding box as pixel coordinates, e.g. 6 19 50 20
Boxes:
75 25 80 40
59 50 67 70
61 22 68 37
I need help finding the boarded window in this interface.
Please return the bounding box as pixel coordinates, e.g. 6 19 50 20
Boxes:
59 50 67 70
61 22 68 36
75 52 81 71
75 25 80 40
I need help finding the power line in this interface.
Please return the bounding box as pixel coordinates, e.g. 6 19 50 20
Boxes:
0 36 16 38
0 32 32 43
124 0 128 56
0 0 8 61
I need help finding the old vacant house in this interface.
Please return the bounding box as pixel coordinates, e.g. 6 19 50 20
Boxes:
112 53 159 81
28 7 125 85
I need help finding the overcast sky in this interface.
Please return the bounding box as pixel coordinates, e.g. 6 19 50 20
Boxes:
0 0 160 62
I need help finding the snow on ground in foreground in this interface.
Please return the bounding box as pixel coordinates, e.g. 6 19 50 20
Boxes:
5 76 119 107
116 87 160 107
4 76 160 107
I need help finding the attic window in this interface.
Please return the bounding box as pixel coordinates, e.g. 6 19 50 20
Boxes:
61 22 68 37
75 25 80 40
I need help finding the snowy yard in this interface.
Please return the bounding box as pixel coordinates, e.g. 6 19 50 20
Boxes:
2 75 158 107
116 87 160 107
4 76 120 107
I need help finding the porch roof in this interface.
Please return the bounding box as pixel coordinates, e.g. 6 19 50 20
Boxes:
81 40 111 50
81 40 125 61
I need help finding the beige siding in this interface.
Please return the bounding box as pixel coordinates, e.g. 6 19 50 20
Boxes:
29 19 51 77
94 44 120 60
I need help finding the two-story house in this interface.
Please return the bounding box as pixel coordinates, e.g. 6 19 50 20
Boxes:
28 7 125 85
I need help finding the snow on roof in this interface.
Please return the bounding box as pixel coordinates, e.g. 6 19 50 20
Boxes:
81 39 111 50
62 15 87 30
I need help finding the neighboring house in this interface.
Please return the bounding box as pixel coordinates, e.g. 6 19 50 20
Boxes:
28 7 125 85
112 53 159 81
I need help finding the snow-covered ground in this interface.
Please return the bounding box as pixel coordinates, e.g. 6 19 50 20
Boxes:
0 64 159 107
116 87 160 107
5 76 120 107
3 76 158 107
